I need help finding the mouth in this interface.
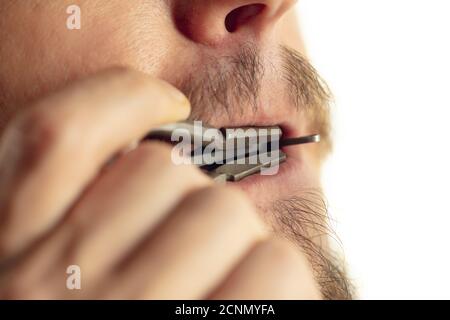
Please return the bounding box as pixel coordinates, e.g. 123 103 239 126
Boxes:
146 117 319 192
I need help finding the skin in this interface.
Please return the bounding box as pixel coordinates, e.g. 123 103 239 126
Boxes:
0 1 331 299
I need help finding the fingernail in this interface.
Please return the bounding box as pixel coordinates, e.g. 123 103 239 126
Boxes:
170 88 191 117
167 84 189 104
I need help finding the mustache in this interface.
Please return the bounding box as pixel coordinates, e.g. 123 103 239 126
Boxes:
181 43 263 122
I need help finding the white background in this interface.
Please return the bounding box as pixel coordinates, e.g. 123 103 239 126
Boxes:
297 0 450 299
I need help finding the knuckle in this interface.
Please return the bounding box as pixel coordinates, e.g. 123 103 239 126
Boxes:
191 186 265 234
180 164 211 187
254 239 322 299
0 269 41 300
212 186 251 208
130 142 210 185
213 186 256 219
12 107 80 161
258 238 313 277
3 283 48 300
131 141 173 167
2 281 31 299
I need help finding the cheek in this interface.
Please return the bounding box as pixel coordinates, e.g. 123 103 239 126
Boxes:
0 1 175 113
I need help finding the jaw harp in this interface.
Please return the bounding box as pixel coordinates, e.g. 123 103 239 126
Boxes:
145 121 320 183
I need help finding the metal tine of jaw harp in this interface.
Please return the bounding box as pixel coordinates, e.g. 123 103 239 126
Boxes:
206 134 320 183
207 151 287 183
145 121 222 147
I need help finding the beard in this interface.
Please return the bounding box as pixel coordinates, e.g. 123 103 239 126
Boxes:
270 190 353 299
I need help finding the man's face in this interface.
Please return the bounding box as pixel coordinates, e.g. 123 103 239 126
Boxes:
0 0 350 299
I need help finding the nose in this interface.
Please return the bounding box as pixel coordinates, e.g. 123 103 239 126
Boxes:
173 0 297 45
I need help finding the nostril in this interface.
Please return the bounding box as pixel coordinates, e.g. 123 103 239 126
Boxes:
225 4 266 33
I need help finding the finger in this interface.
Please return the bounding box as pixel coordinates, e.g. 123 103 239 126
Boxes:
102 186 267 299
209 239 322 300
0 67 190 258
60 142 211 284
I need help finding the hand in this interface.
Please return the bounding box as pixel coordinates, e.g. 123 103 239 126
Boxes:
0 68 321 299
